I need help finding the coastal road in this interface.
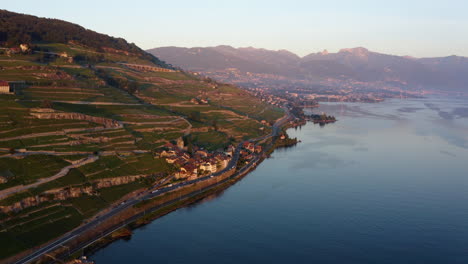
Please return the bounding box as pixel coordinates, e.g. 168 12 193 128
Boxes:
13 108 293 264
12 147 242 264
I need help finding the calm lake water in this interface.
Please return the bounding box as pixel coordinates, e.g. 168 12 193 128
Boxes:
92 97 468 264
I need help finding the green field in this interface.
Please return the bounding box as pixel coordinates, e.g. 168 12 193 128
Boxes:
0 205 83 259
0 155 70 190
0 30 283 260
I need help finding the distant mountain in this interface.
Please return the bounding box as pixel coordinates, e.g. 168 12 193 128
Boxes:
302 47 436 85
148 45 301 76
149 46 468 91
418 56 468 88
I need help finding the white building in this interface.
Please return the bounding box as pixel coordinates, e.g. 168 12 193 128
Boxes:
199 162 217 174
0 81 12 94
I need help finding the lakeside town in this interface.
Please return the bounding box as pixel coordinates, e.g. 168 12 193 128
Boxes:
188 68 429 106
0 33 307 263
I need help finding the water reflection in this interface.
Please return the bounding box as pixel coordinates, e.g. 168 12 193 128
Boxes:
397 107 424 113
319 98 468 150
92 97 468 264
291 151 357 169
440 150 457 158
184 189 228 210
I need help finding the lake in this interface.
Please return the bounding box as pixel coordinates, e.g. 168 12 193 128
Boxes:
92 97 468 264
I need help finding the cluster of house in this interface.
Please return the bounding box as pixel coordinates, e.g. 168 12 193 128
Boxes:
239 141 262 164
155 140 232 181
1 44 30 55
190 97 209 104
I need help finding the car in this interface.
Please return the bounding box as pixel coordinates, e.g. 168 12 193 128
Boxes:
168 184 173 187
151 190 159 194
210 176 214 178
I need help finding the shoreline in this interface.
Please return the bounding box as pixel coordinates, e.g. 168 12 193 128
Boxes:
5 110 295 264
82 127 303 261
82 155 267 260
59 145 270 263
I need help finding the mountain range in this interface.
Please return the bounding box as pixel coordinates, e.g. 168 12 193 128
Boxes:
148 46 468 91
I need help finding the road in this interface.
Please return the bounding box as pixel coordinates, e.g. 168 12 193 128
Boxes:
13 108 293 264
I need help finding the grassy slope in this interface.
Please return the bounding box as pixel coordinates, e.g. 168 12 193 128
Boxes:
0 39 283 259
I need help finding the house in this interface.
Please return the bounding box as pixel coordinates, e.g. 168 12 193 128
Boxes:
224 145 235 157
173 157 186 167
176 137 185 149
254 145 262 153
182 162 200 180
245 154 254 160
195 150 208 157
240 150 249 157
214 153 230 169
243 142 255 152
0 81 12 94
163 142 177 149
199 162 217 174
165 156 178 164
175 167 188 179
157 150 177 158
184 164 198 176
0 176 7 184
19 44 30 52
6 47 21 55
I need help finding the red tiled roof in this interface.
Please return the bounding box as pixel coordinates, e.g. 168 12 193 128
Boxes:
0 81 9 86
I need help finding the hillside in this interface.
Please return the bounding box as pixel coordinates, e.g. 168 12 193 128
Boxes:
149 46 468 92
0 9 169 68
0 10 283 260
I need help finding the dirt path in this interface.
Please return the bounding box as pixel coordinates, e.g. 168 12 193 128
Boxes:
0 155 99 199
158 102 211 107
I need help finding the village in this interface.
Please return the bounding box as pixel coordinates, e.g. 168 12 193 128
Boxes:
155 137 262 182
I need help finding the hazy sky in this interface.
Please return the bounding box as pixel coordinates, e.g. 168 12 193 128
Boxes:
2 0 468 57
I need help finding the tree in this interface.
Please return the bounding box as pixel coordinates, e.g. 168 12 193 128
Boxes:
188 111 201 122
127 81 139 95
187 142 194 155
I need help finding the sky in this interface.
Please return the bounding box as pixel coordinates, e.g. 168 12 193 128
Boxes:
2 0 468 57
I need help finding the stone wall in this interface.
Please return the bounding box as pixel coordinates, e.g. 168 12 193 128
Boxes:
0 175 147 213
30 109 121 128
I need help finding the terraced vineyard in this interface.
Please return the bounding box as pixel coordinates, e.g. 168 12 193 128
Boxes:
0 10 283 260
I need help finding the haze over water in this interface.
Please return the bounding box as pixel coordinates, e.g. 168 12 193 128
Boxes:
92 97 468 264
